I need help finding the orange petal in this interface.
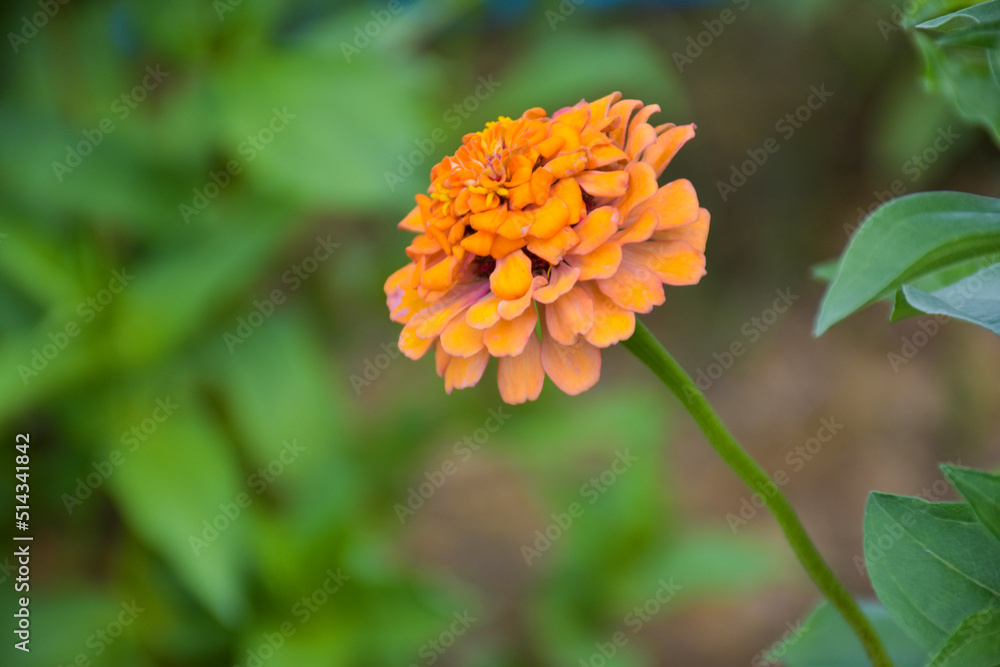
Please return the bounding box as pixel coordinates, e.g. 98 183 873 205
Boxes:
528 198 570 239
435 340 450 376
626 179 699 230
444 348 490 394
466 292 502 330
614 208 658 246
414 282 491 339
497 209 533 240
440 314 486 358
489 234 528 259
615 162 658 218
588 92 623 121
399 205 424 232
461 230 495 256
576 170 629 198
642 123 696 177
625 122 657 160
532 264 580 304
545 148 588 179
607 99 643 145
552 177 584 225
572 206 620 256
490 250 533 301
541 325 602 396
405 234 441 259
582 283 636 347
623 241 706 286
498 275 547 320
497 333 544 404
567 242 622 281
587 142 629 170
420 255 460 291
526 227 579 265
627 104 660 138
470 206 507 233
529 168 556 206
545 286 594 345
596 261 665 313
484 305 538 357
652 207 710 253
400 323 436 360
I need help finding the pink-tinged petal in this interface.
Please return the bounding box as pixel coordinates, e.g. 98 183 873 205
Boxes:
614 162 658 219
399 205 424 232
466 292 502 330
626 179 700 230
596 262 666 313
607 99 643 145
582 283 636 347
614 208 658 246
588 92 623 121
572 206 620 255
385 264 426 323
490 250 533 301
435 340 450 376
627 104 660 138
642 123 696 177
526 227 579 265
541 325 602 396
652 207 710 253
414 282 491 339
566 242 622 281
532 264 581 304
544 287 594 345
484 305 538 357
400 323 436 360
497 334 544 404
497 275 547 320
623 241 706 286
440 314 485 358
576 170 629 198
625 122 657 161
444 348 490 393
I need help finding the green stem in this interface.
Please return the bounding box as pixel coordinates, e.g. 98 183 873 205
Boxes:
623 319 893 667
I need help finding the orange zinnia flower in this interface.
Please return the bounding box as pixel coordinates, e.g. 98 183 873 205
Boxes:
385 92 709 404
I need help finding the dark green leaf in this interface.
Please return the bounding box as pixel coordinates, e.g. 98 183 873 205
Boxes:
865 493 1000 653
943 465 1000 542
927 604 1000 666
814 191 1000 335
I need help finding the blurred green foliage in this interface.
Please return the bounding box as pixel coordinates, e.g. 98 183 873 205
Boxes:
0 0 995 665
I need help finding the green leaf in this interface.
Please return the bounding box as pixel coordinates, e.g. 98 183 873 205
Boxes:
918 0 1000 34
928 604 1000 666
899 263 1000 334
814 191 1000 335
764 601 929 666
943 465 1000 542
864 492 1000 653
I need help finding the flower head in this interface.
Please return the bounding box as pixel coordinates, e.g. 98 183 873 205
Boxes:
385 92 709 404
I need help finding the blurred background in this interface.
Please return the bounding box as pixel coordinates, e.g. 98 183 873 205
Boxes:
1 0 999 665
